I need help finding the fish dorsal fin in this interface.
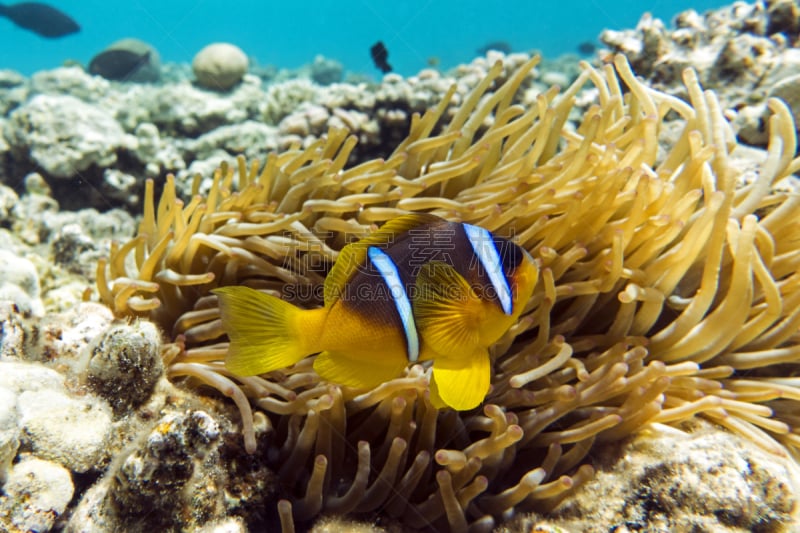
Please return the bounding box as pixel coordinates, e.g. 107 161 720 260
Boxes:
324 213 442 305
412 261 484 355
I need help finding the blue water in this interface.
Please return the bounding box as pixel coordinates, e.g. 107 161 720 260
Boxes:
1 0 731 78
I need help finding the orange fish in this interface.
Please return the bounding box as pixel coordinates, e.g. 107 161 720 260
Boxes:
214 214 538 410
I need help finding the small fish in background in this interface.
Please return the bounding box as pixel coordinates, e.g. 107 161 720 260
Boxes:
0 2 79 38
370 41 392 73
577 40 597 56
89 49 151 82
476 40 512 56
214 214 539 411
427 56 441 68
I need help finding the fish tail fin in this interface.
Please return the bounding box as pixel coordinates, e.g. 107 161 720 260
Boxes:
213 286 325 376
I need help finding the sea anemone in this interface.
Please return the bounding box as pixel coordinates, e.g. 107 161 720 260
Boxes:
97 54 800 531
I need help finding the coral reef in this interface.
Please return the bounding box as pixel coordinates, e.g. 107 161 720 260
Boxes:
67 410 224 531
0 300 277 532
0 455 74 531
514 420 799 532
0 48 547 211
0 1 799 529
0 248 43 316
600 0 800 145
81 321 163 414
96 49 800 532
192 43 249 91
5 93 132 179
302 55 345 86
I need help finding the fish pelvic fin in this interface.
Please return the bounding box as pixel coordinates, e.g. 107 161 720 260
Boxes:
213 286 325 376
314 350 407 389
412 261 485 354
430 349 490 411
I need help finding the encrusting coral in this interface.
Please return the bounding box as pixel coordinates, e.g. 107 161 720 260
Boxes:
97 53 800 531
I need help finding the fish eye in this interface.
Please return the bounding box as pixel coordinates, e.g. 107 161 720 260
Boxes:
492 236 523 273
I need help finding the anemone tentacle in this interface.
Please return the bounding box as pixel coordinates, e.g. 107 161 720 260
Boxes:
99 54 800 531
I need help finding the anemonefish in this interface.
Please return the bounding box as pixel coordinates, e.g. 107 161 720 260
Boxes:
213 214 538 410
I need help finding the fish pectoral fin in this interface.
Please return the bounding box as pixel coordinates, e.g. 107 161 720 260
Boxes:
430 350 490 411
412 261 483 355
314 350 407 389
324 213 442 306
213 286 322 376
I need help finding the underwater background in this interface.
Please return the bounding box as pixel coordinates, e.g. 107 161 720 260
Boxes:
2 0 800 531
2 0 731 76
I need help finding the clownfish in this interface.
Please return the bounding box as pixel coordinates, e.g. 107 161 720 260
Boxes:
213 214 538 410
